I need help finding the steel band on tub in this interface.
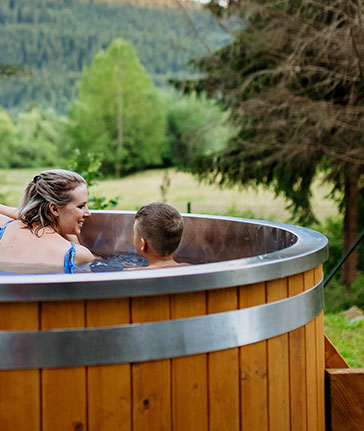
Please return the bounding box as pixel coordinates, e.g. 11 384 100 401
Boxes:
0 279 323 370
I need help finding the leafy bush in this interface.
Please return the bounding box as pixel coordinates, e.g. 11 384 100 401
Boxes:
163 91 239 170
324 272 364 313
67 150 118 210
0 108 16 168
0 105 69 168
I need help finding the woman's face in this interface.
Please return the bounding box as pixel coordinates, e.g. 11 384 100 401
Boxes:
55 184 91 236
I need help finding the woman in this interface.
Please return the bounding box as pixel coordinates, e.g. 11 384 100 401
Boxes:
0 169 94 273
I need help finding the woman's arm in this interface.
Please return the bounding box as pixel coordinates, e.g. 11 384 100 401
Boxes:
0 204 18 219
64 234 102 261
75 244 97 265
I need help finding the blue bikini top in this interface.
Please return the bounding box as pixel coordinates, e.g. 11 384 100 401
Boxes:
0 220 14 240
64 242 76 274
0 220 76 274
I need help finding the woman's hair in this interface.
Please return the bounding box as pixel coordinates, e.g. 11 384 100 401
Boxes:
18 169 86 235
135 202 184 256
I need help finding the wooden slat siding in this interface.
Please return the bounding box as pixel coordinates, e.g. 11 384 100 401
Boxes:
171 291 208 431
288 274 307 431
41 301 87 431
325 369 364 431
324 335 350 369
267 278 290 431
0 302 41 431
207 287 239 431
314 265 325 431
87 299 131 431
239 282 268 431
304 269 318 431
131 295 171 431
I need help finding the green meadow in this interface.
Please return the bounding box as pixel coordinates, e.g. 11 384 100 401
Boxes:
1 167 336 222
324 314 364 368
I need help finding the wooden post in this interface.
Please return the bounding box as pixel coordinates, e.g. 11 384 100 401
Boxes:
325 369 364 431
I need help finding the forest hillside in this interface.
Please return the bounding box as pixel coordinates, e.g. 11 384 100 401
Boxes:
76 0 201 8
0 0 227 113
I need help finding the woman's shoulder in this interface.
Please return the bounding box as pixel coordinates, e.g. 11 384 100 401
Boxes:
74 243 95 265
0 214 14 226
42 234 94 265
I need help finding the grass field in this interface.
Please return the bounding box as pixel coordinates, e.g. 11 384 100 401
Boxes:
2 167 363 367
325 314 364 368
1 167 337 223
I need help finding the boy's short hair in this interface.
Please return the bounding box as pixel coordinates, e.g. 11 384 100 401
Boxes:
135 202 184 256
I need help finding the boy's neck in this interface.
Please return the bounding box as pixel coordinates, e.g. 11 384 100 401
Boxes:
146 254 179 269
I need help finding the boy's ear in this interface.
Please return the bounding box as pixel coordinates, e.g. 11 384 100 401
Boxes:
140 237 147 252
49 203 59 217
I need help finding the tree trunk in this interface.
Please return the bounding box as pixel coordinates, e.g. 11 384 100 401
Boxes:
341 164 359 291
115 58 123 178
115 91 123 177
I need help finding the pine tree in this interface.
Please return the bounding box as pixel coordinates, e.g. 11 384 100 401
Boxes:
187 0 364 289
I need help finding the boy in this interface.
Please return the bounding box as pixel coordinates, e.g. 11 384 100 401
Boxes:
133 202 185 269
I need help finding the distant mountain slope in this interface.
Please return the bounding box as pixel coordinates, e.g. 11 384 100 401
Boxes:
0 0 228 113
76 0 202 9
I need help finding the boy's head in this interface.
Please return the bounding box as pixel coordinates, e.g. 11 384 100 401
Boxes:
133 202 184 257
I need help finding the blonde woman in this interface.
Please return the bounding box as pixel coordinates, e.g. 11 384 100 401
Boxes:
0 169 94 273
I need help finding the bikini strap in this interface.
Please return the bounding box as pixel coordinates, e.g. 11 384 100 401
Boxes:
0 220 14 241
64 241 76 274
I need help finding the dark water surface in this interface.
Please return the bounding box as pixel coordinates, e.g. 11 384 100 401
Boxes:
0 252 148 275
90 252 148 272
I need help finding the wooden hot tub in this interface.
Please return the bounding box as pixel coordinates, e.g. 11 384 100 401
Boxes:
0 211 328 431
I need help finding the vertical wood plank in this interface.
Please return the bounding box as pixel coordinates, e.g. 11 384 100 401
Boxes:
288 274 307 431
131 295 171 431
41 301 87 431
0 302 41 431
267 278 290 431
171 291 208 431
304 269 318 431
239 282 268 431
87 299 131 431
207 287 239 431
314 265 325 431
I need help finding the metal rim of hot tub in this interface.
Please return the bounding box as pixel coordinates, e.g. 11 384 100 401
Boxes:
0 211 328 302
